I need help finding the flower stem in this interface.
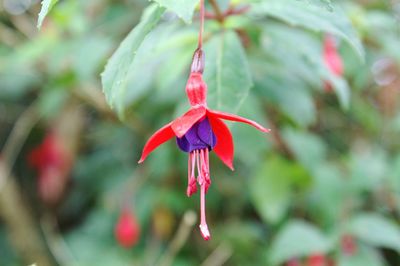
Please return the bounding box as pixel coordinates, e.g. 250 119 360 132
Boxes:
191 0 206 74
198 0 205 49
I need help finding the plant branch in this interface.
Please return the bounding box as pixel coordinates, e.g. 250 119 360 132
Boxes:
158 211 197 266
198 0 205 48
225 5 250 17
0 22 21 46
41 214 77 266
200 243 233 266
208 0 224 22
71 86 151 136
1 101 40 184
265 106 295 159
0 161 53 266
205 4 250 21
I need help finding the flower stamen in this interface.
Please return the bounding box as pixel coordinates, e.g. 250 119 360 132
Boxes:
200 149 211 192
187 152 197 197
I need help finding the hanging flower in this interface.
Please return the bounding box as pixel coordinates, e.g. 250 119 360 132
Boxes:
115 208 141 248
323 34 344 92
28 132 71 205
139 49 270 240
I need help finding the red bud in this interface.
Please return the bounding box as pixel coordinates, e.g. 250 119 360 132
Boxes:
115 209 140 248
28 133 71 205
307 253 327 266
341 234 357 255
191 48 205 74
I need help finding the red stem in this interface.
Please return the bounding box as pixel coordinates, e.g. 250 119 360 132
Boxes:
204 4 250 22
198 0 205 49
225 5 250 17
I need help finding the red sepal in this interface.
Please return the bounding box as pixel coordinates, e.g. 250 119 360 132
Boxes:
208 116 234 170
208 110 270 133
171 106 206 138
139 123 175 163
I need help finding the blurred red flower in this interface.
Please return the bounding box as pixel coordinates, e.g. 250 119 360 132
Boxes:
341 234 357 255
323 34 344 92
286 258 302 266
28 132 71 205
307 253 336 266
115 208 140 248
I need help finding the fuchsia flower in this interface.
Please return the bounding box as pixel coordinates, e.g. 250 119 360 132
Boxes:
28 133 71 205
323 34 344 92
138 49 270 240
115 208 141 248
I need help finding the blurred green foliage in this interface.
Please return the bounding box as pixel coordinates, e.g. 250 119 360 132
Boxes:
1 0 400 265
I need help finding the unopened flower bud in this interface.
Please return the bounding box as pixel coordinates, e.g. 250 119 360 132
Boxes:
191 48 205 74
115 209 140 248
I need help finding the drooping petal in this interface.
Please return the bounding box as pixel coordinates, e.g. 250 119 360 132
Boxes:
184 123 204 146
171 106 206 138
138 123 175 163
208 116 234 170
208 110 270 133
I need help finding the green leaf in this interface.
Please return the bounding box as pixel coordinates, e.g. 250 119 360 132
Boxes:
118 23 196 116
232 94 271 166
259 24 324 88
258 24 351 111
37 0 58 29
309 163 346 224
38 88 68 119
255 74 316 127
302 0 333 10
349 213 400 252
269 220 331 265
204 30 253 113
250 156 310 224
282 129 327 171
152 0 199 23
101 4 165 118
319 0 332 8
349 148 388 192
250 0 364 60
73 35 112 81
325 68 351 110
338 245 384 266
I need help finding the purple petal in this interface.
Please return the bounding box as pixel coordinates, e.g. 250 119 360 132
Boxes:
176 136 191 152
176 118 217 153
197 118 213 144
